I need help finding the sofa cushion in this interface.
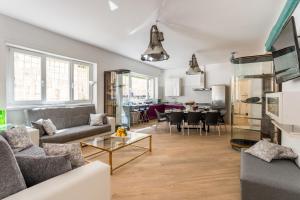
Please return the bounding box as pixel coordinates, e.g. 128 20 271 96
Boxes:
31 119 46 137
43 143 85 168
0 135 26 199
245 140 298 162
40 124 111 143
67 105 96 127
90 113 104 126
25 107 66 129
15 145 46 157
42 119 57 136
240 150 300 199
3 126 33 153
15 155 72 187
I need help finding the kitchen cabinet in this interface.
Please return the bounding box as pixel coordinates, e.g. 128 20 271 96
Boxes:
165 78 181 97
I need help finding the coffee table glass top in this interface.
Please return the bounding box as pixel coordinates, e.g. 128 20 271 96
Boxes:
81 132 150 151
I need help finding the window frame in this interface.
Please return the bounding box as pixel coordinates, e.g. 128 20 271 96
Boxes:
7 48 44 105
7 47 93 106
128 72 158 101
71 60 93 103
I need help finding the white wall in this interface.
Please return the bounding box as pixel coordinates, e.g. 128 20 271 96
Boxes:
163 62 234 103
281 77 300 166
0 14 163 124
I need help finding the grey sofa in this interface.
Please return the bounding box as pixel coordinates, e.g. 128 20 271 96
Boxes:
240 150 300 200
25 105 111 144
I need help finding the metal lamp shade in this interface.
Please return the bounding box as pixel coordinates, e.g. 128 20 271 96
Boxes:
186 54 203 75
186 64 198 75
141 25 169 62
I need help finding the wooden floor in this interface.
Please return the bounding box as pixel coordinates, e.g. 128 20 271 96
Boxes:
83 122 241 200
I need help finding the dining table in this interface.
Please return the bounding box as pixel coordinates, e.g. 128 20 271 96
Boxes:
165 109 219 132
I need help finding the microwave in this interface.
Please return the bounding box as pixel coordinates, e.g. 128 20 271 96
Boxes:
266 92 300 125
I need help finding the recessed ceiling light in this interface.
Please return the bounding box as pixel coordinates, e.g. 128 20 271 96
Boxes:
108 0 119 11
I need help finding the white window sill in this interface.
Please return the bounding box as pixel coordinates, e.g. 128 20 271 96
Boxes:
6 102 93 111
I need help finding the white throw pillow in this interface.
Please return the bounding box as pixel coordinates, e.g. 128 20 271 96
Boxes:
90 114 104 126
42 119 57 136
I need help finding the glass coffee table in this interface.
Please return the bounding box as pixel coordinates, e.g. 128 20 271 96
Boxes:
80 132 152 174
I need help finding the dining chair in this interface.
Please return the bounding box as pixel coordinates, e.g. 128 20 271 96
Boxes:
205 112 221 136
169 112 185 135
186 112 202 136
218 109 227 132
143 105 150 122
154 109 168 130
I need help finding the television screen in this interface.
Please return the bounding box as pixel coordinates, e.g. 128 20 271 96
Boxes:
272 16 300 83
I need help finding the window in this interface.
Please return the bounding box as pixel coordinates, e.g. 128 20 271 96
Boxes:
131 76 148 99
13 52 42 101
46 57 70 101
73 64 90 101
126 73 158 103
8 47 93 105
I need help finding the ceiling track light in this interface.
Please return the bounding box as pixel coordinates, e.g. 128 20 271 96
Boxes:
186 54 204 75
141 25 169 62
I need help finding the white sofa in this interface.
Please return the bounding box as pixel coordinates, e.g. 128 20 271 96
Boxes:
3 161 111 200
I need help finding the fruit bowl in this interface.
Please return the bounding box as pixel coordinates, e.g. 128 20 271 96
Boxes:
112 127 129 138
111 133 130 138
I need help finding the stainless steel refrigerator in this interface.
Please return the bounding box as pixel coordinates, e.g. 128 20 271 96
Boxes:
211 85 226 109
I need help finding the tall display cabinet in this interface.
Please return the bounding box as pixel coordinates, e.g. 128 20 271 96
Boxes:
230 54 278 150
104 69 130 128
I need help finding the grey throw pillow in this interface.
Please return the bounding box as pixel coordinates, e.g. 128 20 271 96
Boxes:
31 119 46 137
245 140 298 162
3 126 33 153
275 145 298 160
0 135 27 199
42 119 57 136
43 143 85 168
103 114 108 124
90 113 104 126
15 155 72 187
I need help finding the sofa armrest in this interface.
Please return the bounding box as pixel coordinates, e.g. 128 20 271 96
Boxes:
26 126 40 146
107 116 116 133
4 161 111 200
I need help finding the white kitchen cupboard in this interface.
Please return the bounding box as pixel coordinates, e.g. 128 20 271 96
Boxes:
165 78 181 97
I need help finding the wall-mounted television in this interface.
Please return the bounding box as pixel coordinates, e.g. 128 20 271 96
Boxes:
272 16 300 83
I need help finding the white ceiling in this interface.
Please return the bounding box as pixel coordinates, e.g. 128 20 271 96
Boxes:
0 0 285 69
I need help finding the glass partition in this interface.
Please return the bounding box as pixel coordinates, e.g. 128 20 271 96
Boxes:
231 60 276 150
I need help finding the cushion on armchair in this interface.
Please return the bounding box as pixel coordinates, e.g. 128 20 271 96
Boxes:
0 135 27 199
43 143 85 168
2 126 33 153
15 154 72 187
